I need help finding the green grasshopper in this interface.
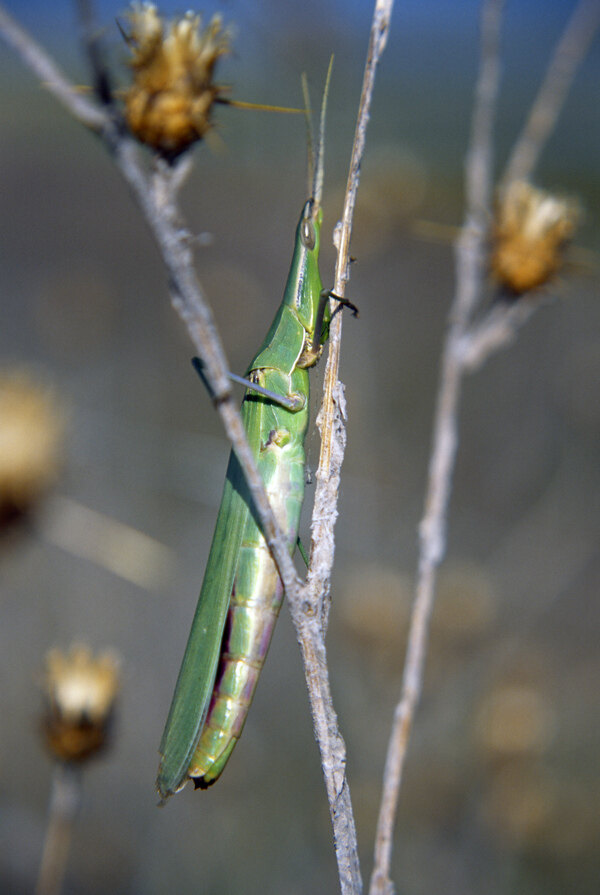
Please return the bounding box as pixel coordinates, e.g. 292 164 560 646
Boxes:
157 67 352 799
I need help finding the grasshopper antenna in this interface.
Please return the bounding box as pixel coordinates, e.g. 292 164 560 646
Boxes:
312 55 334 212
301 73 315 200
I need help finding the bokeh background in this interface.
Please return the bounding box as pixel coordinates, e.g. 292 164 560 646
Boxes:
1 1 599 892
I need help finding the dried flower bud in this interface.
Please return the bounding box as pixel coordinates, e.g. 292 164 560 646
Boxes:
490 180 579 295
123 3 229 158
42 644 120 764
0 370 64 524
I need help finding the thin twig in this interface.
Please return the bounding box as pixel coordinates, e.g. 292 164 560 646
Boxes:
0 0 299 829
501 0 600 189
310 0 394 634
35 765 81 895
370 0 600 889
285 3 395 891
0 5 107 131
0 4 389 892
0 1 300 600
459 299 538 371
369 2 506 893
115 138 302 597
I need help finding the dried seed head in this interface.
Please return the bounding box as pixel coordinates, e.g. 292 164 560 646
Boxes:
42 644 121 763
491 181 580 295
123 3 229 158
0 370 65 523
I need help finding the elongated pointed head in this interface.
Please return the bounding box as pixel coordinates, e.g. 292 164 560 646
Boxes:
290 197 323 335
290 59 332 332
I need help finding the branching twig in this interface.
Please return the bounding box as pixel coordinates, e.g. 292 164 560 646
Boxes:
0 1 299 604
502 0 600 188
370 0 599 891
369 2 506 892
459 299 538 371
0 5 106 130
0 2 393 892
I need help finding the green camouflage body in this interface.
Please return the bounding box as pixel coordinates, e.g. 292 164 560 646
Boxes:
157 200 326 797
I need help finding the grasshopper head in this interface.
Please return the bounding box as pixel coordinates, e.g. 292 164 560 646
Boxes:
293 198 324 337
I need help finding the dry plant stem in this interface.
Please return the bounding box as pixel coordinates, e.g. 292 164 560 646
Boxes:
0 5 105 130
35 765 81 895
460 0 600 375
285 4 394 892
113 139 300 598
502 0 600 188
0 1 299 599
370 0 600 888
369 2 505 893
310 0 394 637
459 300 538 371
0 3 395 891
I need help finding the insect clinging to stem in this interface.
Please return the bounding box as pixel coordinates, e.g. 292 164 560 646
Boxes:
157 58 357 799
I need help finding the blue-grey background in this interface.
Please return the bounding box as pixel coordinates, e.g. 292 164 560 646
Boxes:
1 1 599 893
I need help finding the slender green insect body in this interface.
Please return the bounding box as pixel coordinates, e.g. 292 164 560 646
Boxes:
186 203 324 788
157 198 327 798
157 58 336 799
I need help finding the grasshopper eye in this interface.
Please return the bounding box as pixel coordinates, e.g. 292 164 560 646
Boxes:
301 217 316 250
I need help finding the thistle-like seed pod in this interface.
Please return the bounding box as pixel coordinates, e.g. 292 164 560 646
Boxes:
41 644 120 764
0 370 64 524
491 180 580 295
123 3 229 158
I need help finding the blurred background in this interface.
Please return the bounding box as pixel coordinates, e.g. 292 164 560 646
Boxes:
1 1 599 893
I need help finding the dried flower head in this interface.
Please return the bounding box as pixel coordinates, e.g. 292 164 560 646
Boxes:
490 180 579 295
0 370 64 523
42 644 120 763
123 3 229 158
